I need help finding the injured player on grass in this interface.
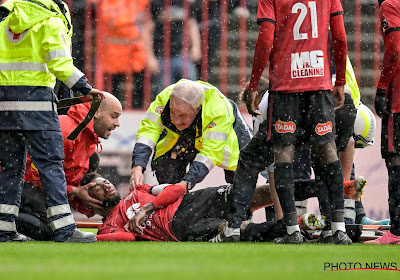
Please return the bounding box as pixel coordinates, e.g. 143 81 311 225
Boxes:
84 172 363 242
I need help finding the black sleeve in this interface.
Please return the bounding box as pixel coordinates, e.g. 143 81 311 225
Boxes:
131 143 153 171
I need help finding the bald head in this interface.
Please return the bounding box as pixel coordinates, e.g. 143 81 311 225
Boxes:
93 92 122 139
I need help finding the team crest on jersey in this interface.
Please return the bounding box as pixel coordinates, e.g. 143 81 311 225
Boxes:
155 106 164 114
382 18 388 33
291 50 324 79
126 202 141 219
6 26 29 43
275 120 296 134
315 121 332 136
206 122 217 129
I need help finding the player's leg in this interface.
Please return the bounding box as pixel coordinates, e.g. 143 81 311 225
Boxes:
16 182 52 240
240 220 285 242
0 131 29 242
26 130 96 243
223 120 274 241
310 90 351 244
365 113 400 244
172 186 232 241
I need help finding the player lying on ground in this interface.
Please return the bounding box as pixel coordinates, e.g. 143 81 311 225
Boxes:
82 172 363 242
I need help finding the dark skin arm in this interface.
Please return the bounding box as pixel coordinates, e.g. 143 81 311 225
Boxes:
127 203 155 235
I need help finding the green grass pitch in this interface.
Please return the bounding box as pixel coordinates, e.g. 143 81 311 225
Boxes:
1 239 399 280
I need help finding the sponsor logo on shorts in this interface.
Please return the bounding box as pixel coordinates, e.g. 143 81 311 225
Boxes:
155 106 164 114
275 120 296 134
291 50 324 79
315 121 332 135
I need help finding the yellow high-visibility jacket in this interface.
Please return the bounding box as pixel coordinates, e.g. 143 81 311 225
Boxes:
0 0 92 130
133 80 245 187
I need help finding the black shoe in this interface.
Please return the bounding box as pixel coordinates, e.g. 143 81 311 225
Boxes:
333 230 352 245
318 230 333 243
274 231 304 244
209 223 240 243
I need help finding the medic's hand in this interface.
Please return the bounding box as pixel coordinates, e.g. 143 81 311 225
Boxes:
81 89 107 103
130 166 144 191
128 203 155 234
375 88 390 118
71 183 104 210
333 85 345 110
244 88 261 117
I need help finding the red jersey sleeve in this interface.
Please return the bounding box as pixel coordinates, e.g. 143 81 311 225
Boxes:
330 13 347 86
378 1 400 90
330 0 344 15
248 21 275 91
257 0 276 24
150 184 187 210
96 232 136 242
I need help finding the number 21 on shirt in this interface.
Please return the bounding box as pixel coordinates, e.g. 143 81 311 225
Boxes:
292 1 318 40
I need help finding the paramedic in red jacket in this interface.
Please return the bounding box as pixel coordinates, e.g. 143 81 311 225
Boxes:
17 93 122 240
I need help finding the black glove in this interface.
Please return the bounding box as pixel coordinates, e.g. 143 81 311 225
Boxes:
375 88 390 118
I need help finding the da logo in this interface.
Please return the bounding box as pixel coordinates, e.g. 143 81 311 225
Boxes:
275 120 296 134
206 122 217 129
315 122 332 135
155 106 164 114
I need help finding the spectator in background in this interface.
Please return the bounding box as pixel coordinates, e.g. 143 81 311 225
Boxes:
193 0 249 82
150 0 201 97
98 0 158 108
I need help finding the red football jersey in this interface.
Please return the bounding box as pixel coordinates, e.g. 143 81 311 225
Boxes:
98 188 184 241
379 0 400 113
257 0 344 92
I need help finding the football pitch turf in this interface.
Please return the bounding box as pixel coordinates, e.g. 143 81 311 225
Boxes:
0 241 399 280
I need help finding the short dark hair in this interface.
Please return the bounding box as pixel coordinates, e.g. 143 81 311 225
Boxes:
81 172 102 186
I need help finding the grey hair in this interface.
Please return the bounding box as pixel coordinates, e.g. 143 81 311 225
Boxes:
170 80 205 109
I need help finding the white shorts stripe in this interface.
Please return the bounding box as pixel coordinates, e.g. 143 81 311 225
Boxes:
46 204 72 218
